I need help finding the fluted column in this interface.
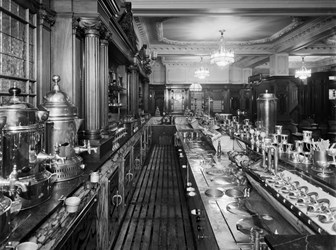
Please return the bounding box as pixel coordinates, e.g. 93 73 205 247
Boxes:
99 34 110 133
79 17 101 139
128 65 139 116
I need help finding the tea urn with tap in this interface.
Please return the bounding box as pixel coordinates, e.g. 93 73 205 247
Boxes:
0 87 55 210
39 75 94 182
257 90 278 137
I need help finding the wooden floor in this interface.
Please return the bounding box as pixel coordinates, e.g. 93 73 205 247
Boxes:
113 144 195 250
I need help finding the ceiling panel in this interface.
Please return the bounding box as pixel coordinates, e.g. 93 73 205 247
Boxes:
131 0 336 70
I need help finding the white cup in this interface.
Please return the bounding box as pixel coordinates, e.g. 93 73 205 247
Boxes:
90 172 99 183
65 196 81 213
16 242 38 250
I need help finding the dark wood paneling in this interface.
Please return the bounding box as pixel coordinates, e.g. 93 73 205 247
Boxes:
56 199 98 250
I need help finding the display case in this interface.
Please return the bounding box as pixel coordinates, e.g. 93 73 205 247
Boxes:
108 72 125 123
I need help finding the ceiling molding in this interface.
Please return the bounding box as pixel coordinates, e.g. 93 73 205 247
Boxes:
155 17 305 46
132 1 336 69
133 17 148 44
131 0 336 16
273 16 336 52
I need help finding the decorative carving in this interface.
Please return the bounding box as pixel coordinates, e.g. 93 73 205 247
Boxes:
38 7 56 27
273 16 336 52
100 26 113 42
118 2 137 49
79 17 102 36
134 17 148 44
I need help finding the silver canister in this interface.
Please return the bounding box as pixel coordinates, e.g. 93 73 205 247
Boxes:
39 75 85 182
257 91 278 137
0 87 55 210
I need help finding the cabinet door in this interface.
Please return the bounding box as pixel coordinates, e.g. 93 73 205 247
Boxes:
123 152 133 205
55 198 98 250
108 170 121 247
133 140 142 184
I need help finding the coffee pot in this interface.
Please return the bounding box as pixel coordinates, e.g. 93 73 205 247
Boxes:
0 87 55 209
39 75 96 182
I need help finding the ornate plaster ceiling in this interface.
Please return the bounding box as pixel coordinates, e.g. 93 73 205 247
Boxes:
131 0 336 71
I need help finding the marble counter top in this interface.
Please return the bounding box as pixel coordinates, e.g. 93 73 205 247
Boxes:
180 134 298 250
264 235 336 250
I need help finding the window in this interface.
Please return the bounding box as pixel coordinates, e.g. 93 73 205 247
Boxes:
0 0 36 104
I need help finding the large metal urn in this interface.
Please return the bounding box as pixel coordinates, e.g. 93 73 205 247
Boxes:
256 90 278 137
0 87 55 210
39 75 85 182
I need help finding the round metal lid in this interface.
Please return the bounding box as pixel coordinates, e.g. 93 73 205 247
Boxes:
0 87 48 128
40 75 78 118
257 90 277 101
0 87 36 110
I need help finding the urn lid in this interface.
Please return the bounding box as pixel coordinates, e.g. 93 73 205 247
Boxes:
257 90 278 101
0 87 36 110
0 87 48 128
40 75 78 118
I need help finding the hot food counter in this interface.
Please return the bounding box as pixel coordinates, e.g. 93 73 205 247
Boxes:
175 128 335 250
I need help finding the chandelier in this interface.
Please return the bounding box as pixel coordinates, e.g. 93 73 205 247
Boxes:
189 83 202 92
295 57 311 80
210 29 234 67
194 57 210 79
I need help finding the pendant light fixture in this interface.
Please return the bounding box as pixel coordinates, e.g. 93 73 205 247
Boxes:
295 57 311 80
210 29 234 67
194 57 210 79
189 83 202 92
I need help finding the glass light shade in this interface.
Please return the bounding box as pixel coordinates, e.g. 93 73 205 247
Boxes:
295 57 311 80
210 30 234 67
194 66 210 79
189 83 202 92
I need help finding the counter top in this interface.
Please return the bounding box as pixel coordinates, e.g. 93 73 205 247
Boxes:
179 134 299 250
233 135 336 194
264 235 336 250
1 122 151 249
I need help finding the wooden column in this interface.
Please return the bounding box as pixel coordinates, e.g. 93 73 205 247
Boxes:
37 8 55 105
79 17 101 139
99 33 110 133
143 78 149 113
128 65 139 116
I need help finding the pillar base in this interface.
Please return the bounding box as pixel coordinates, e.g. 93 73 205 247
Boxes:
82 130 102 140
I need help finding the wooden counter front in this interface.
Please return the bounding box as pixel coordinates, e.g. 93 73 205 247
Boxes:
0 122 152 250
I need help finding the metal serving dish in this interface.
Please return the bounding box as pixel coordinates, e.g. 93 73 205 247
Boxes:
205 188 224 198
225 188 244 198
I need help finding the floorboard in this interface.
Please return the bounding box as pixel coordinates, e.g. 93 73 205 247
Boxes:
112 144 195 250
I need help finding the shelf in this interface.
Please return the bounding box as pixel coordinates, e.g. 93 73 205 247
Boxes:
109 84 125 92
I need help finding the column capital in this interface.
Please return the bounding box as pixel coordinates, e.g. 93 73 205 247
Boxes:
128 64 139 73
99 26 113 42
78 17 102 36
38 7 56 27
